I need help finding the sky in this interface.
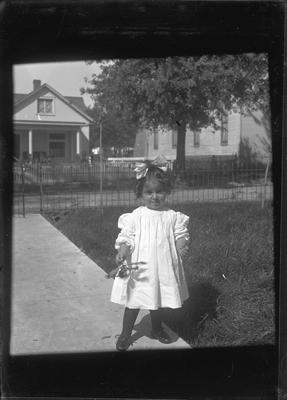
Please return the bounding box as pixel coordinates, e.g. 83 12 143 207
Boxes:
13 61 101 107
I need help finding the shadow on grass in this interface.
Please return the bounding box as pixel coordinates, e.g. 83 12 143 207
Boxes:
160 280 220 344
130 280 220 346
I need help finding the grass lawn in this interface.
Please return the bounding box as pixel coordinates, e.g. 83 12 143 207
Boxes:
45 201 275 348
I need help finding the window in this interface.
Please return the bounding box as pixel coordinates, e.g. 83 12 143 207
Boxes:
49 142 65 158
221 113 228 145
49 133 65 158
50 133 65 140
194 130 200 147
38 98 54 114
154 130 158 150
172 131 177 148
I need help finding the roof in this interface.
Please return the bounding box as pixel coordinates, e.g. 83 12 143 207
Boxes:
14 93 27 104
14 83 94 123
14 93 88 114
65 96 89 115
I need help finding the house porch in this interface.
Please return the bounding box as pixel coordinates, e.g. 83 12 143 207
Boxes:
14 125 89 162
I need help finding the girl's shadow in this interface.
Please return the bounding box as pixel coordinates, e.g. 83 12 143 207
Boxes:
161 281 220 344
131 314 179 345
130 280 220 346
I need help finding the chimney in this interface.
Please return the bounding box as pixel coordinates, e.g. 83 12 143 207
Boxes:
33 79 41 91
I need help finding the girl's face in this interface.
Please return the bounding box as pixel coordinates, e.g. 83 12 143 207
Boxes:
142 178 167 210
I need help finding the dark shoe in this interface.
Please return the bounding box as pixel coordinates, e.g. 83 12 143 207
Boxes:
116 334 131 352
151 329 173 344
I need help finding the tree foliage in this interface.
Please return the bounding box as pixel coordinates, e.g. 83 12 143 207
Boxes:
83 54 269 174
84 103 137 155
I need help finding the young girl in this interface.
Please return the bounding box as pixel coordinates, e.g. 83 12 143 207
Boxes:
110 157 190 351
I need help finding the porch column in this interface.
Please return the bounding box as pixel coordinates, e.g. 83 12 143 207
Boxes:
28 129 33 158
76 130 80 156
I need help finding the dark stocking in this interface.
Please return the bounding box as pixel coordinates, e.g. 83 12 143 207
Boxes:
121 307 139 337
150 309 163 332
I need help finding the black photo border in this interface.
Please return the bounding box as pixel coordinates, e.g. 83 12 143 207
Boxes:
0 0 286 398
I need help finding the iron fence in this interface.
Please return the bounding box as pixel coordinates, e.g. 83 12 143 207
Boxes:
13 158 273 215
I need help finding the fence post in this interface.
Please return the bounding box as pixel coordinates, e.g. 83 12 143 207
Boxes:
39 163 43 213
99 122 103 215
21 163 25 217
87 160 91 186
261 159 270 209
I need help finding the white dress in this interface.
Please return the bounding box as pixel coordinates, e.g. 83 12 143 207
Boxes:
110 206 190 310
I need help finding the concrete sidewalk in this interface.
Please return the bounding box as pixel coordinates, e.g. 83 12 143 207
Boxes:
11 214 190 354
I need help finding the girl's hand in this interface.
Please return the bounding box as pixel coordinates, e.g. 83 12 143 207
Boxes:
115 253 125 265
176 238 189 258
115 243 130 265
179 246 189 258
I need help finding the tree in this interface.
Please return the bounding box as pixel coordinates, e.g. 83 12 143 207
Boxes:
84 102 138 156
83 55 269 176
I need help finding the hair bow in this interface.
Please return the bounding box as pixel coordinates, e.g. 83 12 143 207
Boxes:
134 155 169 180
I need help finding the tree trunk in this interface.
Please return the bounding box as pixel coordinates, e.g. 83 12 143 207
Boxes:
176 121 187 180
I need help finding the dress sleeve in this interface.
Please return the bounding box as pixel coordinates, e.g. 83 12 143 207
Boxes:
174 212 190 242
115 213 135 252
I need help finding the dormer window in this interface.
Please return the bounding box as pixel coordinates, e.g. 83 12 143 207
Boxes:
38 97 54 114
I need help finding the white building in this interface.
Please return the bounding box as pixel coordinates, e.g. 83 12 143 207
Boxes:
133 109 270 162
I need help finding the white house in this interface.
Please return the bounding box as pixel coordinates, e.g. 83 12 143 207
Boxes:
133 109 271 162
14 80 95 162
